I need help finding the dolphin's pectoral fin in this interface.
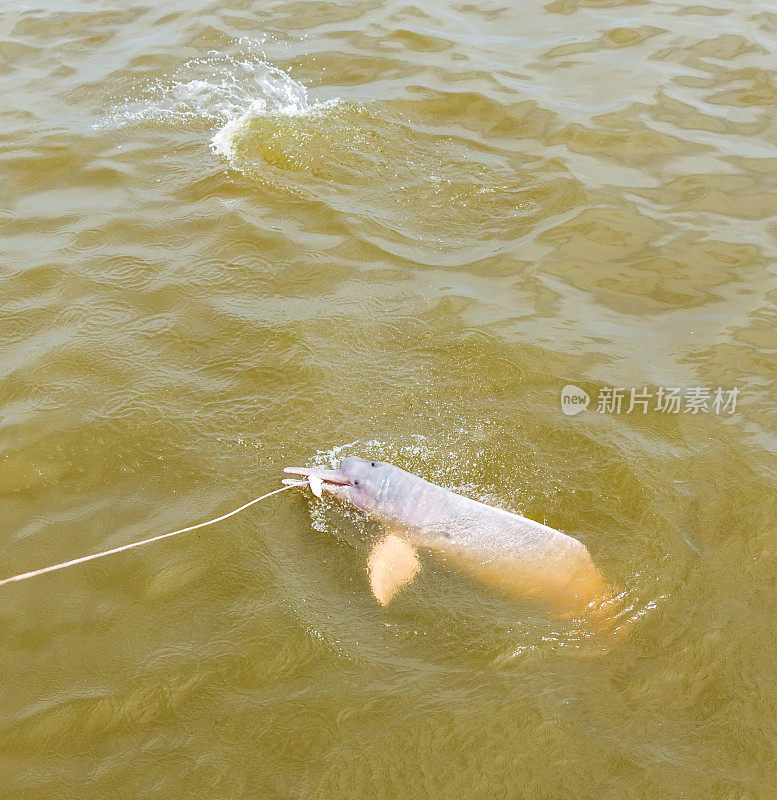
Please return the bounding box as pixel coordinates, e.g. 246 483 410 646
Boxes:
367 533 421 606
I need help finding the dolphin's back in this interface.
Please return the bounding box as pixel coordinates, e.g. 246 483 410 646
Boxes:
376 468 608 614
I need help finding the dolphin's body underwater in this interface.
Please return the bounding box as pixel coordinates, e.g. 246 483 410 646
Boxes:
284 457 611 617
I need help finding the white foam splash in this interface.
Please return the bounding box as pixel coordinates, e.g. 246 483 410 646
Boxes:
99 37 338 160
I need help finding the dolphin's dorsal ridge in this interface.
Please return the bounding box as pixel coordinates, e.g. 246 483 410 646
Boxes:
367 533 421 606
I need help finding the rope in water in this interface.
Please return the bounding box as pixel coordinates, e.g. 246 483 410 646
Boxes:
0 483 298 588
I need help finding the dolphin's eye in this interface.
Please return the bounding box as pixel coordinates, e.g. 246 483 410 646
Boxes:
353 480 360 486
371 462 376 467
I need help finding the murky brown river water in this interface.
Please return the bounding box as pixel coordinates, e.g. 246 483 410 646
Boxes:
2 0 777 797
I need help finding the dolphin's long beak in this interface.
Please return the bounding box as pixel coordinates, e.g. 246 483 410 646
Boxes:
282 466 350 498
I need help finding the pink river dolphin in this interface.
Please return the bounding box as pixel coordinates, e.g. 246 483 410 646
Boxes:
284 457 614 619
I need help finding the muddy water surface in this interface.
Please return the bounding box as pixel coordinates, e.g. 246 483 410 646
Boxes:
2 1 777 797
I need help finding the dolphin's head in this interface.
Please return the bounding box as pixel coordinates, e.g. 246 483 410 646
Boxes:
284 457 395 514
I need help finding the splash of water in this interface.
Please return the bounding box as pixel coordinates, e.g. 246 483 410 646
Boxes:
100 37 337 160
